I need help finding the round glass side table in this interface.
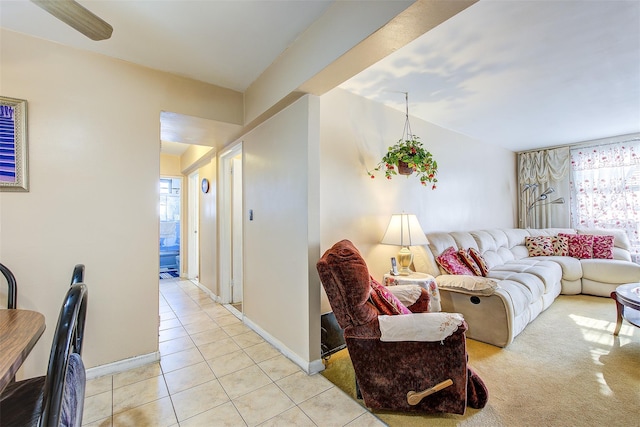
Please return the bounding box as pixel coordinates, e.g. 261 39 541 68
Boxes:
611 283 640 335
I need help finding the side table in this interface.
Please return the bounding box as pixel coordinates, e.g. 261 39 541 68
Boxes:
611 283 640 335
383 272 441 312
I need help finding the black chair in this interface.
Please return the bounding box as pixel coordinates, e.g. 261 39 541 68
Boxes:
69 265 84 286
0 283 88 427
0 261 17 309
68 264 85 364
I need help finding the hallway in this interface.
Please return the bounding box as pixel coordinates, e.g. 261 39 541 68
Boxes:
82 279 384 426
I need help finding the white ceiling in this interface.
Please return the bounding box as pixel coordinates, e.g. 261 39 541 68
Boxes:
0 0 334 92
340 0 640 152
159 112 241 155
1 0 638 153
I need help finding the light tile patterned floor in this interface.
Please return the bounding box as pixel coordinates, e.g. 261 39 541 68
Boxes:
82 279 385 426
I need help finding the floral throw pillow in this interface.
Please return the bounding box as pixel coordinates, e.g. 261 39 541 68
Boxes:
559 233 594 259
458 249 482 276
592 235 614 259
551 235 569 256
369 277 411 315
436 247 475 275
525 236 554 257
468 248 490 277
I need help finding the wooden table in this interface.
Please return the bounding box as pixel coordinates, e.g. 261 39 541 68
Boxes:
611 283 640 335
0 309 46 392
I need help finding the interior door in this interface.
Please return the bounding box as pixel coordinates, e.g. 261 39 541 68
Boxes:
231 157 243 303
188 171 199 280
220 143 242 308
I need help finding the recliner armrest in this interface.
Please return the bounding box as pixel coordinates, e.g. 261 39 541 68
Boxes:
379 312 465 342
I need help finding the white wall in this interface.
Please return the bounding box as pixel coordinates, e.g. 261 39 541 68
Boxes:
198 159 218 294
160 153 181 176
319 88 517 311
0 30 242 378
242 96 321 369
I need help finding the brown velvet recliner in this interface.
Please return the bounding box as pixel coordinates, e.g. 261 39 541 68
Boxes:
317 239 488 414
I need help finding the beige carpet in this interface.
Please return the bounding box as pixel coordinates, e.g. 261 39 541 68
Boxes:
321 294 639 426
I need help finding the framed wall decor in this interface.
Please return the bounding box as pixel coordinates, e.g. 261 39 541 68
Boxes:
0 96 29 192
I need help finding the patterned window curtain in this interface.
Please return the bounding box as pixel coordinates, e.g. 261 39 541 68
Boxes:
518 147 570 228
570 138 640 261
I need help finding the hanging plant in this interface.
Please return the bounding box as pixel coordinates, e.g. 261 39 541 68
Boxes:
368 93 438 189
369 136 438 188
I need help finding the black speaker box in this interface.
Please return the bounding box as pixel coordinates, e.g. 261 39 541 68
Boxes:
321 311 346 358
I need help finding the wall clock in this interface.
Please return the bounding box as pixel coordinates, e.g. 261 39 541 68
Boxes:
201 178 210 193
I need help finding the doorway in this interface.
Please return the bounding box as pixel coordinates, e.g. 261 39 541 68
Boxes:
220 143 243 313
159 177 181 279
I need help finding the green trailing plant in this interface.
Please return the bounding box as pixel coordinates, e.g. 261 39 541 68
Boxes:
368 135 438 189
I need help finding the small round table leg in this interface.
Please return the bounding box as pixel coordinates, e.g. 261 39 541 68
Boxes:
611 291 623 336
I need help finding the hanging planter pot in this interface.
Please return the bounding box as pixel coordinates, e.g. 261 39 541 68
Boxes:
397 161 413 176
368 136 437 187
367 93 438 189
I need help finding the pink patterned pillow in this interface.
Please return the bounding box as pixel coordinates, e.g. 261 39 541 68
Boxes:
551 235 569 256
592 235 614 259
559 233 594 259
525 236 554 257
458 249 482 276
369 277 411 315
468 248 489 277
436 247 475 275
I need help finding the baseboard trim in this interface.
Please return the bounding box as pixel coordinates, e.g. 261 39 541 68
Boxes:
308 358 325 374
190 279 222 303
243 316 325 375
223 303 242 320
86 351 160 380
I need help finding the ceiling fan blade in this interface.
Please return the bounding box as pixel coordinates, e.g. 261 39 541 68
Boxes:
31 0 113 41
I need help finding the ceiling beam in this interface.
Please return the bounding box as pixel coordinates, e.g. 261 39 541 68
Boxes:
243 0 477 129
299 0 479 96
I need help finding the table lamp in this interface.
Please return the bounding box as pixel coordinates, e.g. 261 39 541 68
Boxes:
381 214 429 275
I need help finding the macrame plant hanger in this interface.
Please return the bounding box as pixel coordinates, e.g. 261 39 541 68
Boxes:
401 92 413 142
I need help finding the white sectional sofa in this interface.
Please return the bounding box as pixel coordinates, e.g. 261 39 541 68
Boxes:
413 228 640 347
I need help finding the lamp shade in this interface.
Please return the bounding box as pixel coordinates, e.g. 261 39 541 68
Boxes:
381 214 429 247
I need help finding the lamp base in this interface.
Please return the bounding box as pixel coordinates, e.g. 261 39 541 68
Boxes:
397 246 414 276
398 267 413 276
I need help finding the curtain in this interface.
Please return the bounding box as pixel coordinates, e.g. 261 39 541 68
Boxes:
518 147 570 228
570 138 640 261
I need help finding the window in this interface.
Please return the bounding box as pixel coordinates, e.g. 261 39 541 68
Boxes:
570 138 640 261
159 178 181 222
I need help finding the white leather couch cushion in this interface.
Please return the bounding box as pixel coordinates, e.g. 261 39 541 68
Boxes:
538 256 582 281
492 261 561 297
488 270 545 302
581 259 640 284
490 279 531 315
436 275 498 295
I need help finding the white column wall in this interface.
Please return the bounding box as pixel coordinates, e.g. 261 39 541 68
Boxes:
242 96 321 368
